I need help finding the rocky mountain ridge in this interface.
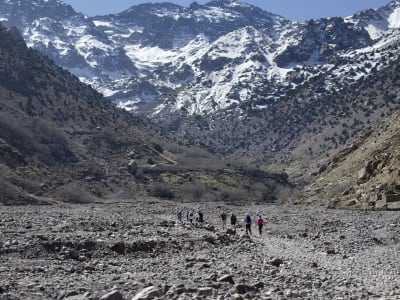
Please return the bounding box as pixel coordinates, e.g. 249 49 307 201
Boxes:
1 0 398 114
1 0 400 207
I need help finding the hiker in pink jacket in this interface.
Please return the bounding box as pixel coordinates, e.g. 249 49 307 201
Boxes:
257 216 264 236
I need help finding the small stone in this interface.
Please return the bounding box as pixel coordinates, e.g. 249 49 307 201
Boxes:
270 258 283 267
253 282 265 289
218 274 235 284
197 287 213 297
326 248 336 255
232 293 244 300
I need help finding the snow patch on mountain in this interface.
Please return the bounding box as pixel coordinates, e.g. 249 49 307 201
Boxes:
388 7 400 27
125 45 177 71
193 7 241 22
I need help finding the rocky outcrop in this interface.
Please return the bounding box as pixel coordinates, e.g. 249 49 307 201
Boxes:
275 18 371 67
298 112 400 210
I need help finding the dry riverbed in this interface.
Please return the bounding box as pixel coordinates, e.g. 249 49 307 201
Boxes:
0 199 399 299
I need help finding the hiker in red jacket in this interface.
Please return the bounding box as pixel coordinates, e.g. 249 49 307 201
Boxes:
257 216 264 236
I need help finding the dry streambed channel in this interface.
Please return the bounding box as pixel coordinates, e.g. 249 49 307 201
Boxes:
0 200 399 299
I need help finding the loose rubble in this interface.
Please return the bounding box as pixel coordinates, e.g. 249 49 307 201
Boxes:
0 200 399 299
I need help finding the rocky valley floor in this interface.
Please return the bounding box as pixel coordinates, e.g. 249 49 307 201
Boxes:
0 199 399 300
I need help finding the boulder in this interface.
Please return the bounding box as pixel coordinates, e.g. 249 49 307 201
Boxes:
357 167 369 183
346 199 357 207
132 286 162 300
235 284 255 295
100 290 124 300
270 258 283 267
218 274 235 284
127 160 138 174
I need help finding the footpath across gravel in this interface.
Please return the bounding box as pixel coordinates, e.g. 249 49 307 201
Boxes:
0 200 399 299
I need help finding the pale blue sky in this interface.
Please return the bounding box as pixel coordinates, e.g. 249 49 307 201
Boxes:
62 0 392 20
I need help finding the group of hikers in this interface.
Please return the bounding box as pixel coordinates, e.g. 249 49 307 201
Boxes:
220 211 264 235
177 208 204 226
177 208 265 236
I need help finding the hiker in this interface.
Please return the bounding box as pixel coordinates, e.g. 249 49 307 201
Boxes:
244 214 252 235
188 209 194 224
220 211 227 230
257 215 264 235
177 209 183 224
198 210 204 224
230 212 237 233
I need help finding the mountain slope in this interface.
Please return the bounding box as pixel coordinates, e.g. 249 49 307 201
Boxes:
0 24 158 204
0 25 292 205
1 0 400 193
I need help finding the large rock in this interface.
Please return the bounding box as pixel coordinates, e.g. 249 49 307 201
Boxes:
218 274 235 284
376 192 400 210
357 167 369 183
132 286 162 300
235 284 255 295
100 290 124 300
127 160 138 174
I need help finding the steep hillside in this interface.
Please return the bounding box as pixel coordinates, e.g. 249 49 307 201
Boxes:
298 109 400 210
0 25 292 205
0 25 156 204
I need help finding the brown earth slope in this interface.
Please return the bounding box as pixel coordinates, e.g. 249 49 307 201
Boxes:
298 111 400 210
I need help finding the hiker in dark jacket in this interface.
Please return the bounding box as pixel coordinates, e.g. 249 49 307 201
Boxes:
177 209 183 224
220 211 227 230
230 212 237 233
198 211 204 224
244 214 252 235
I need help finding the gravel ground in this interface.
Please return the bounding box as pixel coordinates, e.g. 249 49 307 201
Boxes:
0 200 399 299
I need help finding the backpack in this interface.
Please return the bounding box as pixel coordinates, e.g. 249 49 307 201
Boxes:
231 215 237 224
245 215 251 224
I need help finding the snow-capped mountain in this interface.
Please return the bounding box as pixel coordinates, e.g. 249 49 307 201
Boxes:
1 0 400 169
0 0 137 86
0 0 399 117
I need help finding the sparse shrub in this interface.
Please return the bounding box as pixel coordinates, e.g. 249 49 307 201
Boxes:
0 112 38 155
135 168 145 180
56 183 98 204
219 186 248 203
31 118 76 164
153 143 163 153
149 182 175 199
9 175 42 194
0 176 20 204
180 181 207 201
